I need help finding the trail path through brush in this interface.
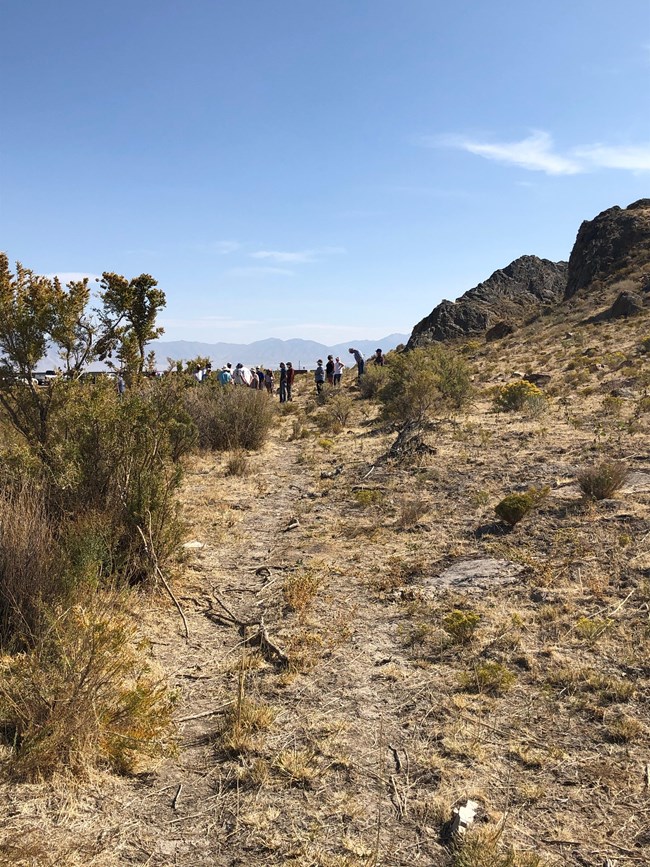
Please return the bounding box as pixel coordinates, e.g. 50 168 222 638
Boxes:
111 417 433 865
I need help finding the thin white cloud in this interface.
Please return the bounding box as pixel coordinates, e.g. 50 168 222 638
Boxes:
434 131 583 175
430 130 650 175
227 266 294 277
251 246 346 264
575 143 650 171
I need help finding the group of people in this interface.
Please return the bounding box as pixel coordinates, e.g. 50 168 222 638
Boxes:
201 361 296 402
314 355 347 393
194 346 387 400
314 348 384 393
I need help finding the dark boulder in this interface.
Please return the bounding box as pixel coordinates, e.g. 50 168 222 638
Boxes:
607 291 644 319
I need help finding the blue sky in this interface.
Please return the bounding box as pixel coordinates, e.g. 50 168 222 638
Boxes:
1 0 649 343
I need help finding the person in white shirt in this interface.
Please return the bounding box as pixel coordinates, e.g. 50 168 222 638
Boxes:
333 357 345 386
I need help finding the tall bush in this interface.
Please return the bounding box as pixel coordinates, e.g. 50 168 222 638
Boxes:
184 384 276 451
379 346 472 423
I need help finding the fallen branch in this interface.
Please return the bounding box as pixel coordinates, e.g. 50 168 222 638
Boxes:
204 596 288 667
175 700 235 723
137 522 189 640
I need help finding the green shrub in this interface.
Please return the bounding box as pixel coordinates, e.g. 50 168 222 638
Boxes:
493 380 544 413
0 596 176 779
495 487 548 526
460 661 516 695
380 346 472 423
574 615 613 643
442 609 481 644
0 377 194 598
577 460 627 500
320 390 354 430
353 488 383 506
184 383 275 452
358 364 389 399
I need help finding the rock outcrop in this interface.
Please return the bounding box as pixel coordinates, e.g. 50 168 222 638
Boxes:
407 256 568 347
565 199 650 299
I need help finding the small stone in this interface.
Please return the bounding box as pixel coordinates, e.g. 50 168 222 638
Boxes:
183 540 205 549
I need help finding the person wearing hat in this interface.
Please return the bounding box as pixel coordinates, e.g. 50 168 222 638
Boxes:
314 359 325 394
217 365 232 385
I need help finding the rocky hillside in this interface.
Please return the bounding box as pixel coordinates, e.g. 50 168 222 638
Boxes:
408 198 650 348
407 255 568 347
565 198 650 299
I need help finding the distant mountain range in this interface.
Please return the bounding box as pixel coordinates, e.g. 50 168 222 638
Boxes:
147 334 408 370
35 334 408 372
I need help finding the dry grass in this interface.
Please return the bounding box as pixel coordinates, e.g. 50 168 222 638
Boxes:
0 593 175 779
577 459 628 500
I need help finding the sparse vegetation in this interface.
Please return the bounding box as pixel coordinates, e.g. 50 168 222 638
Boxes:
577 460 628 500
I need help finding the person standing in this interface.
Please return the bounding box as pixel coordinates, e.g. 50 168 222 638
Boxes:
333 356 345 386
325 355 335 385
264 369 275 394
373 348 385 366
279 362 288 403
217 365 232 385
286 361 295 401
314 359 325 394
348 347 365 379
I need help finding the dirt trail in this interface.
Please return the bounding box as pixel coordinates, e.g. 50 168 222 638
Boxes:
107 415 430 866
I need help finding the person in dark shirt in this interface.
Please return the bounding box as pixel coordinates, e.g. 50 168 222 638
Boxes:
325 355 335 385
374 348 385 366
279 362 288 402
286 362 295 401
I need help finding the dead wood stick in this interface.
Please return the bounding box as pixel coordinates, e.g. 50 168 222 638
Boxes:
205 598 289 667
389 775 405 819
211 594 242 624
248 618 289 666
645 763 650 790
588 589 635 621
171 784 183 811
175 700 235 723
136 524 189 639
